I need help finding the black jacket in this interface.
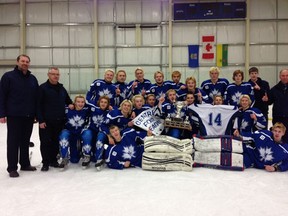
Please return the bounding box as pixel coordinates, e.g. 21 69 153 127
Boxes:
0 66 38 118
268 81 288 117
37 80 72 123
248 77 270 115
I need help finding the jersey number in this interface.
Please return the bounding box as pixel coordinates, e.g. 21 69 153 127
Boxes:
208 113 222 126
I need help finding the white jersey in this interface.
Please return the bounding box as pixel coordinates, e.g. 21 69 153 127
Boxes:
188 104 238 136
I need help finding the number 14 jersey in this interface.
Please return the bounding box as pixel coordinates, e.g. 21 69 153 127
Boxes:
188 104 238 136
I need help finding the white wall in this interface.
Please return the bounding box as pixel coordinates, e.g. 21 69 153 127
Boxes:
0 0 288 94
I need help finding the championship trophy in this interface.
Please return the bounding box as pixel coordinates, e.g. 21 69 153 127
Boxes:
164 101 192 130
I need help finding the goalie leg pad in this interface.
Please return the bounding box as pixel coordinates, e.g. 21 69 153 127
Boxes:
193 136 243 153
142 152 193 171
144 135 193 153
193 151 244 171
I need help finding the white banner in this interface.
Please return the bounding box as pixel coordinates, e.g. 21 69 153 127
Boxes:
132 108 164 136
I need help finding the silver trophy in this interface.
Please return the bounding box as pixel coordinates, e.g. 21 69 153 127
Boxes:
164 101 192 130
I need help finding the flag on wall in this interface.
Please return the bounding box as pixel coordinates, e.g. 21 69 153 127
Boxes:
188 45 199 68
216 44 228 67
202 36 215 59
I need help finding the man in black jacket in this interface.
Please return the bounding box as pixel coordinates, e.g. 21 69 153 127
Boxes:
268 69 288 142
0 54 39 178
248 67 270 128
37 67 73 171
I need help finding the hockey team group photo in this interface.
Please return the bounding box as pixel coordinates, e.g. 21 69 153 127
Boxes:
1 54 288 178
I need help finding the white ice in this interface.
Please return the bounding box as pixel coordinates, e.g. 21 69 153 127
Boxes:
0 123 288 216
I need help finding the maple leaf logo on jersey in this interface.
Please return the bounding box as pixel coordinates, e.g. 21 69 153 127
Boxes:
82 144 91 153
92 115 104 128
259 147 274 162
120 88 128 98
231 91 242 104
96 140 103 150
99 88 113 98
122 145 136 160
68 115 84 129
241 120 249 130
209 89 220 99
157 91 165 100
59 138 69 148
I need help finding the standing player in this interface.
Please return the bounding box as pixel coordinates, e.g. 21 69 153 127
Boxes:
224 70 254 106
86 69 117 106
113 69 130 107
177 76 209 104
201 67 229 103
147 71 176 101
128 67 151 97
166 70 185 90
248 67 270 127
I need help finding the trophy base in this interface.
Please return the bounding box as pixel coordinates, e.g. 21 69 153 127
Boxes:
164 118 192 130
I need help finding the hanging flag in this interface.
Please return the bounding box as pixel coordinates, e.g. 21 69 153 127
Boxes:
202 36 215 59
216 44 228 67
188 45 199 68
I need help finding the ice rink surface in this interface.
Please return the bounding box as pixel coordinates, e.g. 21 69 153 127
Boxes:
0 123 288 216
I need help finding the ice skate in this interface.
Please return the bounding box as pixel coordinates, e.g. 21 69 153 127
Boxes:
59 158 68 170
95 160 104 171
82 155 91 169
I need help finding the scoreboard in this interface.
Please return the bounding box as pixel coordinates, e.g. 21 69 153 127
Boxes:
174 2 246 20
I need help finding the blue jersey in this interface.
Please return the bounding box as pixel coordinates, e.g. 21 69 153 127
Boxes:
128 79 151 96
113 81 130 106
177 87 209 104
224 82 254 106
165 80 185 90
100 109 132 135
243 130 288 171
104 128 146 169
86 79 117 106
132 106 151 117
87 105 109 133
64 106 90 135
147 81 176 100
201 78 229 103
235 107 267 134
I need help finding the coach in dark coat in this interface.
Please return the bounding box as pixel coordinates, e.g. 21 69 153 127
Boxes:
0 54 39 178
268 69 288 143
37 67 73 171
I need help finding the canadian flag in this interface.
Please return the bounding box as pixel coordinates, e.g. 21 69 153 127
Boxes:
202 36 215 59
